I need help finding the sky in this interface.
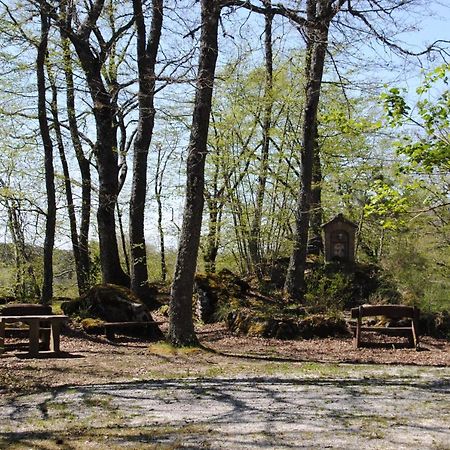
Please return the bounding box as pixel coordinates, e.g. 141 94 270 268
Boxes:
393 1 450 90
404 2 449 48
2 0 448 254
149 0 450 251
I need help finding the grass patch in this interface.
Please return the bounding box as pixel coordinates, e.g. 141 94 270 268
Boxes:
147 342 203 357
82 395 115 409
1 422 212 450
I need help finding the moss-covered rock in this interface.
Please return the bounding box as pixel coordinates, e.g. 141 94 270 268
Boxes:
80 318 105 335
62 284 151 322
194 269 250 323
227 309 349 340
296 314 350 339
194 263 403 340
61 284 163 339
227 311 298 339
419 310 450 339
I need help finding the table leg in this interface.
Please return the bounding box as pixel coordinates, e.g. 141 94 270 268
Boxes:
41 322 51 351
50 320 62 353
28 319 40 357
0 320 5 355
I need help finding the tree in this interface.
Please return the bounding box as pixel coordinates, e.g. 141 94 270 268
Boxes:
129 0 164 300
382 63 450 175
248 0 274 276
53 0 133 287
59 20 93 295
226 0 448 300
154 142 173 282
36 0 56 304
283 0 344 300
169 0 222 346
205 53 309 275
0 179 41 299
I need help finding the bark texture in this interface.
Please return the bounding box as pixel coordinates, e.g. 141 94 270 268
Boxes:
129 0 163 300
284 0 331 300
60 2 131 287
169 0 221 346
307 123 323 255
37 1 56 304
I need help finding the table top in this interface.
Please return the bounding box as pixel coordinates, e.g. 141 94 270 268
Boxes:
0 315 68 320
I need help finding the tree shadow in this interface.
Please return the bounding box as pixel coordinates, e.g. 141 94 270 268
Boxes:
197 342 439 367
1 375 449 449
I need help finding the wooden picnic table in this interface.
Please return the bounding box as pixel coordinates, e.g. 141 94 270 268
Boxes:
0 314 68 357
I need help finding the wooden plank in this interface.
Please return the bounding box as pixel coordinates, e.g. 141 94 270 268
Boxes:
358 327 413 336
0 315 67 320
354 307 362 348
412 318 419 350
351 304 420 349
351 305 416 319
50 319 63 353
28 319 40 357
0 315 68 356
102 321 163 328
0 320 5 355
0 304 52 316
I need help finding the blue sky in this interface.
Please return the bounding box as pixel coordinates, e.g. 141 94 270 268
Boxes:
406 2 450 48
394 2 449 98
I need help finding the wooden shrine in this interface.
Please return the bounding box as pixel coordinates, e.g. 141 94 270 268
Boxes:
322 214 357 263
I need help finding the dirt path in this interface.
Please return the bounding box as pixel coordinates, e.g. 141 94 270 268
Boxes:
1 324 449 449
1 365 450 449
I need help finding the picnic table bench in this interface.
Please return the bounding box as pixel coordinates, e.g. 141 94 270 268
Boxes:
351 304 420 349
101 321 163 340
0 314 68 357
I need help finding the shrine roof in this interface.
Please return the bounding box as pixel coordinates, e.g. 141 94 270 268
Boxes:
322 213 358 229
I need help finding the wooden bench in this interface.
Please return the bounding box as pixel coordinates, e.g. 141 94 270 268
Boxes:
101 321 163 340
0 315 68 357
351 305 420 349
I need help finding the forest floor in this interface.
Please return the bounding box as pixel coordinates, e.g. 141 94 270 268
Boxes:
0 322 449 449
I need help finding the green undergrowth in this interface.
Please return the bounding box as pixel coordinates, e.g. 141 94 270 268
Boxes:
193 263 450 339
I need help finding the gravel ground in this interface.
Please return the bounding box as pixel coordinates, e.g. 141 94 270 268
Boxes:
1 368 449 449
1 322 449 449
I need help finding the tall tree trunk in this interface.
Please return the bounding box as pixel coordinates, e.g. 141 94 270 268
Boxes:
203 141 223 274
37 1 56 305
203 196 221 274
60 28 92 294
95 100 129 286
284 0 330 300
155 144 167 282
59 1 132 287
169 0 221 346
117 203 130 275
129 0 163 299
307 123 323 255
156 190 167 281
47 64 90 296
248 0 273 276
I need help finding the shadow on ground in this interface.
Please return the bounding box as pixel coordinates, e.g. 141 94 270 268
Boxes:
1 370 449 449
